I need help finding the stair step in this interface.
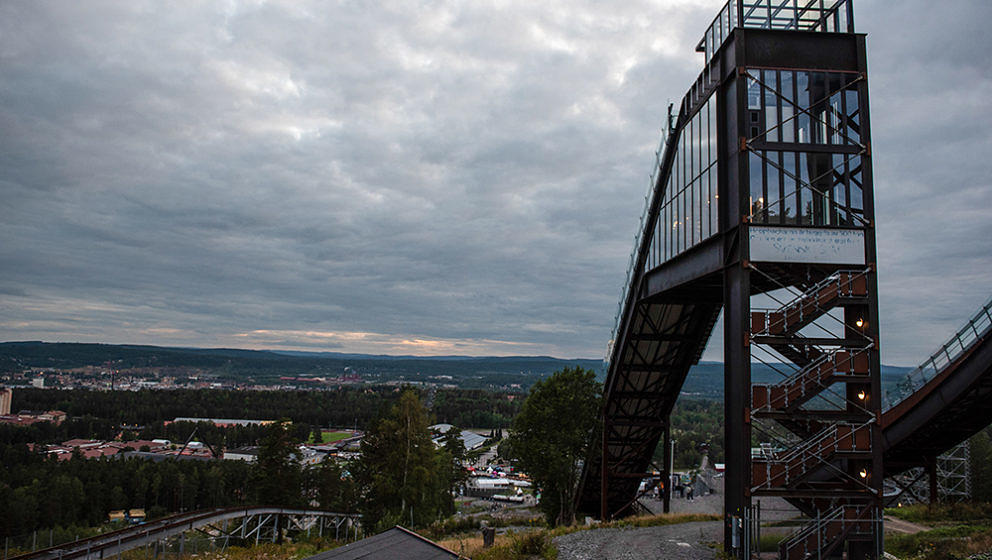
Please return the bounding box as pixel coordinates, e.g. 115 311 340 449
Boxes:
751 423 872 490
751 270 870 336
752 350 870 411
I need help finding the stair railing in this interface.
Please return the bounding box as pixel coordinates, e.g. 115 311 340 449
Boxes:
606 109 675 364
751 268 870 336
780 504 872 560
884 296 992 409
753 347 870 411
752 420 872 490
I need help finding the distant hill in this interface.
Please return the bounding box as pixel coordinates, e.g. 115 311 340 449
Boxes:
679 361 913 399
0 341 914 396
0 341 605 389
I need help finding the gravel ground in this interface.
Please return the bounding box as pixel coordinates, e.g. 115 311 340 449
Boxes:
642 474 801 525
556 471 810 560
554 521 723 560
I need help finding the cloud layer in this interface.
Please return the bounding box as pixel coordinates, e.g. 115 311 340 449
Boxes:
0 0 989 363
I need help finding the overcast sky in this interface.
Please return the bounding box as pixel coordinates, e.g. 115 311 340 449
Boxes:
1 0 989 364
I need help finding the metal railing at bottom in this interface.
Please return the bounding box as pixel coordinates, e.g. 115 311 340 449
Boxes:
4 508 360 560
778 504 879 560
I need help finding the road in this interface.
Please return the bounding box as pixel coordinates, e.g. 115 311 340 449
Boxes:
555 521 722 560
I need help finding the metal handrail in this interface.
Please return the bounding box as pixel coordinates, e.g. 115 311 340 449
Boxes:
700 0 854 65
752 420 872 490
780 504 871 559
884 296 992 409
7 507 359 560
606 114 674 363
751 269 869 334
781 504 846 554
752 347 869 410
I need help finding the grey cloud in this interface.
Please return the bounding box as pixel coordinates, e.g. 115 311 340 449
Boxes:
0 0 989 361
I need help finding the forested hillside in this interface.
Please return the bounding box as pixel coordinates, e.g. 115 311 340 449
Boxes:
11 387 520 432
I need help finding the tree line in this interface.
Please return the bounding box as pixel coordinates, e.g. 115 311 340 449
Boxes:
11 386 520 434
0 390 469 538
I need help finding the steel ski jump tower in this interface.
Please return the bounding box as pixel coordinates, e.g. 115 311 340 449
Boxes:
577 1 882 558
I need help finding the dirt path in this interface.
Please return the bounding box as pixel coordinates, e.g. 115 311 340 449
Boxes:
554 521 722 560
883 516 931 534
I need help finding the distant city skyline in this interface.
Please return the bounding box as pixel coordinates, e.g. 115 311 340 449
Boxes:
1 0 990 364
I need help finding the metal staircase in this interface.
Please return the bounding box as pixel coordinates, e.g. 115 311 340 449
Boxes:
752 421 872 491
747 264 879 558
580 2 889 557
751 270 869 337
778 505 876 560
753 349 870 413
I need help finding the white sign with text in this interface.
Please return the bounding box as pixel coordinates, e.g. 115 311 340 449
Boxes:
749 226 865 264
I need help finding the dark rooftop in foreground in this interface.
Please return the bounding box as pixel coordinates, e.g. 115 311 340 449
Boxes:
304 526 457 560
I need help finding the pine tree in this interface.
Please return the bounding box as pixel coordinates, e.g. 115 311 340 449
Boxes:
253 420 302 506
501 367 601 526
354 390 450 531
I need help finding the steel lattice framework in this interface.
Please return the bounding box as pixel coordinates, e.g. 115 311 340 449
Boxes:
578 1 887 558
578 2 992 558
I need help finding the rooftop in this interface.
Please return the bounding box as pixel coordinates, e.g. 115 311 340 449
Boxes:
699 0 855 63
304 526 457 560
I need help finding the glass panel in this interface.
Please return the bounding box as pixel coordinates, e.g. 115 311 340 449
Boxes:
691 179 698 245
665 204 672 261
689 117 696 181
764 70 779 142
709 98 717 165
685 181 692 248
783 151 797 223
780 71 795 142
671 202 678 258
679 184 686 253
701 168 710 239
698 111 705 177
766 155 781 224
698 177 705 241
832 153 848 225
748 74 761 110
829 74 844 144
797 72 810 143
749 151 764 219
810 72 829 144
845 88 860 144
812 153 831 225
799 152 811 225
710 169 718 234
849 155 863 212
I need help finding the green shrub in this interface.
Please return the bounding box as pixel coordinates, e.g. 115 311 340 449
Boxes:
885 524 992 560
885 503 992 523
757 533 785 552
472 530 557 560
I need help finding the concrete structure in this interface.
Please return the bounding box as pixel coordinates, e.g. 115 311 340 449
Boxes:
0 387 10 416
